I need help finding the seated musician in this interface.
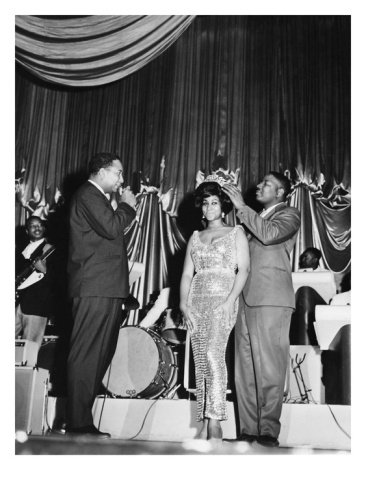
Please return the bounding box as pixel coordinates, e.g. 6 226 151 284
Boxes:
298 247 322 271
15 216 57 350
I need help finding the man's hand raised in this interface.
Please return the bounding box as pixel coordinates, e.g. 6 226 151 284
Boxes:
222 183 246 210
119 186 137 209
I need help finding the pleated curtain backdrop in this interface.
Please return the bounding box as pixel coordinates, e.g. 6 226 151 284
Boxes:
15 15 351 288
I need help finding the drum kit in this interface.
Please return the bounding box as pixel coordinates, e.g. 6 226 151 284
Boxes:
102 309 186 400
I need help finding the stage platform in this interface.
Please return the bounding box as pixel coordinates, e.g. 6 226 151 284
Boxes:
45 397 351 451
15 434 349 456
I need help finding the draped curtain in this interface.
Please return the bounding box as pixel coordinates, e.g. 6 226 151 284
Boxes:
124 191 187 324
15 15 351 298
290 185 350 274
15 15 195 86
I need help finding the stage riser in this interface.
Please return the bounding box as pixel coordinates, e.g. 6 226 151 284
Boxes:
45 397 350 450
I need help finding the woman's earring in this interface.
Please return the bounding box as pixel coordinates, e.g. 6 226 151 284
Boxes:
222 212 225 219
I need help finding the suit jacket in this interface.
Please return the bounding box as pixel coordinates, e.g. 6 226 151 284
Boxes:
67 182 136 299
236 202 301 308
16 240 57 317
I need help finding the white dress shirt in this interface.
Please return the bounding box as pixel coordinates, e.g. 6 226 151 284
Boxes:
22 238 45 259
260 203 283 219
88 179 108 197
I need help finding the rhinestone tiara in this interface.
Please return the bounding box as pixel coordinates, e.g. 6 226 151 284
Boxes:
203 174 229 187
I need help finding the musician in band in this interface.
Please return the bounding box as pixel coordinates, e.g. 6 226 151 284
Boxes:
15 216 57 350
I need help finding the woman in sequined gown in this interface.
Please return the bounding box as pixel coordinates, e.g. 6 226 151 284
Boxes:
180 179 250 441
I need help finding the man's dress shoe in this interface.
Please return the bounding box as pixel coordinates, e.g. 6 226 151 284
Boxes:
51 421 67 435
66 425 111 439
256 435 279 447
223 433 258 443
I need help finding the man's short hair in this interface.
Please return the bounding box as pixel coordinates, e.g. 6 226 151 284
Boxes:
88 152 121 176
303 247 322 261
25 215 44 229
269 171 292 199
299 247 322 269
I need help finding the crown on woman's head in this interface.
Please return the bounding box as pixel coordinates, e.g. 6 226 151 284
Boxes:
203 174 229 187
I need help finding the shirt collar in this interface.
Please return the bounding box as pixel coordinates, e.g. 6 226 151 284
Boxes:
22 239 45 259
260 202 283 218
88 179 107 197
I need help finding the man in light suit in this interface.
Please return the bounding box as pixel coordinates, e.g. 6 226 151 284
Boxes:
223 172 300 447
66 152 136 438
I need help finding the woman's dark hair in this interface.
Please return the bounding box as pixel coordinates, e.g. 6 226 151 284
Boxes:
194 181 233 215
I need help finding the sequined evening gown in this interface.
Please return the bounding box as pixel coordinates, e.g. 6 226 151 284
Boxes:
188 225 240 421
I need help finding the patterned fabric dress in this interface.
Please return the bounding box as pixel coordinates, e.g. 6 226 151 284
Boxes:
188 226 240 421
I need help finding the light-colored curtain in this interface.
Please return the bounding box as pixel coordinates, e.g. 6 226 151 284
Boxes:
290 184 351 274
15 15 195 86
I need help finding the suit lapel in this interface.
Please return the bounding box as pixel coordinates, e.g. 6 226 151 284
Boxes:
87 181 113 207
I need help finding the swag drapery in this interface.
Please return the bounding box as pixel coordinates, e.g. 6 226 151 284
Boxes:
15 15 196 87
290 184 350 274
15 15 351 309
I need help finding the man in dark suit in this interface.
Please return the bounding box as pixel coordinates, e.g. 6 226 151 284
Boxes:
15 216 56 350
66 152 136 438
223 172 301 447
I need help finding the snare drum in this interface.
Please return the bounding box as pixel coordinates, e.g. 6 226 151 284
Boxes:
103 325 177 399
161 308 187 345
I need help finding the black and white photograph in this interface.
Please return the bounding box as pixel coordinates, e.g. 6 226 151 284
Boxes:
6 2 363 485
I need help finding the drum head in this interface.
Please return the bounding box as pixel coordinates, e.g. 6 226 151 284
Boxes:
103 326 160 397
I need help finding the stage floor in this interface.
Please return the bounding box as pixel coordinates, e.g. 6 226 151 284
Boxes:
15 433 350 456
18 395 350 453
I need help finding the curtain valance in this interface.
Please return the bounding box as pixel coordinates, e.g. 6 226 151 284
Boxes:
15 15 195 87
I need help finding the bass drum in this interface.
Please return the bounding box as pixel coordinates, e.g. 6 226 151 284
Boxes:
103 325 177 399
